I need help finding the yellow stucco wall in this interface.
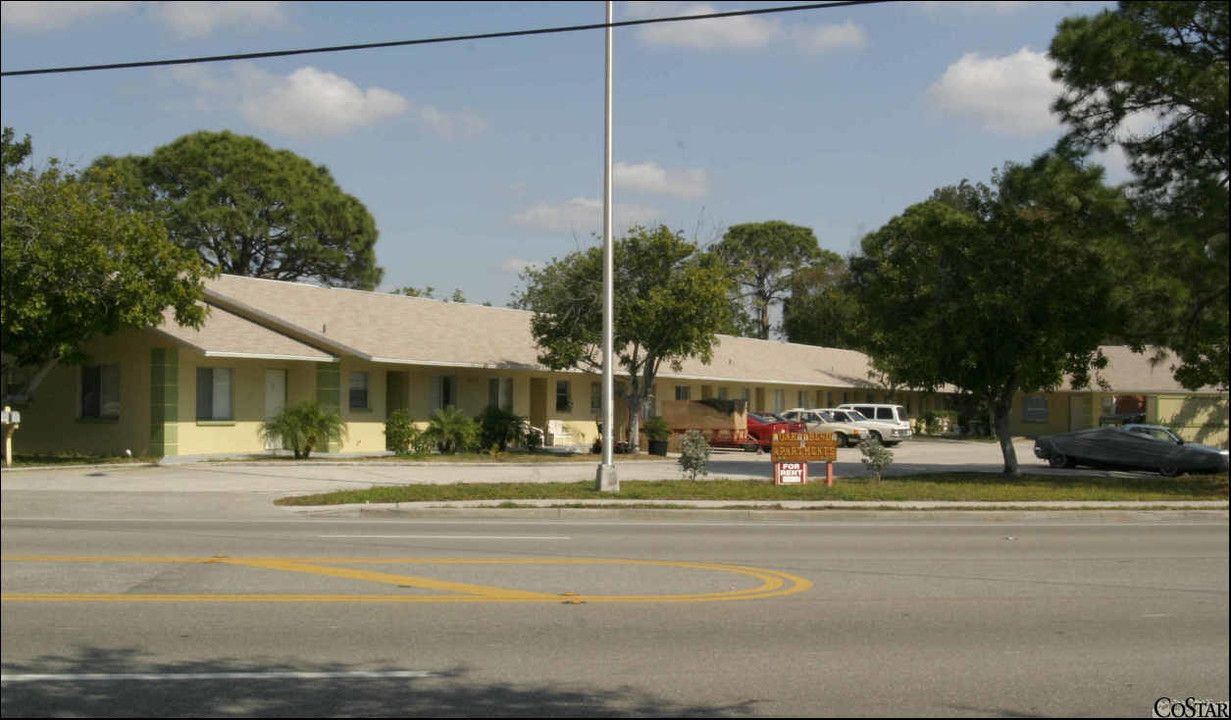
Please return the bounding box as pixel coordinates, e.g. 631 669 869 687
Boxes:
174 350 324 456
10 330 164 457
1153 394 1229 448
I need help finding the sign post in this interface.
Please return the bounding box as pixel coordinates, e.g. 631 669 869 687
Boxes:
770 432 838 486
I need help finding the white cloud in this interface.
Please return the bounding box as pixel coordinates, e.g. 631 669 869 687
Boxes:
513 198 658 232
637 4 777 51
154 2 288 38
1 1 287 35
414 104 488 141
915 2 1024 17
500 258 543 275
628 2 866 54
1 1 132 31
172 64 487 140
789 21 868 53
237 66 408 139
616 161 709 199
927 47 1061 136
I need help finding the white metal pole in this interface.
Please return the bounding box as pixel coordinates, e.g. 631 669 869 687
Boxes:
597 0 618 492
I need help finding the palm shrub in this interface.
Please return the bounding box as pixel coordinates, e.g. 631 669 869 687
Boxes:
678 429 711 481
425 407 479 454
259 401 347 459
478 406 525 452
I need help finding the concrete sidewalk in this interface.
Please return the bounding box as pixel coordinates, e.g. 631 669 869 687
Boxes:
2 438 1225 520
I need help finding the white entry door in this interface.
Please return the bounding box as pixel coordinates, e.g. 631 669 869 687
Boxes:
264 369 287 449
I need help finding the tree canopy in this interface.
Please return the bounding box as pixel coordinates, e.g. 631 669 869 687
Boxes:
93 130 383 290
1050 1 1228 389
2 128 209 383
712 221 823 339
851 154 1129 475
514 225 733 451
780 249 862 349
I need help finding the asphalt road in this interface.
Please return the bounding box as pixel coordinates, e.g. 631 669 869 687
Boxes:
3 442 1227 716
3 510 1228 717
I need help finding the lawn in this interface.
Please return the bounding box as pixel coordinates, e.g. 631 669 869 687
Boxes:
274 473 1229 506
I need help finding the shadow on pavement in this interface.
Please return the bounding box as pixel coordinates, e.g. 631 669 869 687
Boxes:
1 646 759 717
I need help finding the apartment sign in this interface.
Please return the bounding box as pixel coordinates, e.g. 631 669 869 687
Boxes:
771 432 838 486
771 433 838 463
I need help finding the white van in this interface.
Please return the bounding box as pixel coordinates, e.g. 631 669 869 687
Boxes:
838 403 912 444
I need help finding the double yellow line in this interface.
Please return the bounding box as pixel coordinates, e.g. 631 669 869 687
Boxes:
1 556 812 604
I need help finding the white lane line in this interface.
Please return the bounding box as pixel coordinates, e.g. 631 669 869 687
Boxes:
1 671 437 683
319 535 570 540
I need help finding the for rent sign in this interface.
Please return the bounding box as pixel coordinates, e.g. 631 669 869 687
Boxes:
771 432 838 486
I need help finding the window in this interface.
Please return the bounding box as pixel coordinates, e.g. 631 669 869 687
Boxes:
349 371 369 410
798 390 807 408
741 388 750 402
773 390 784 413
675 385 691 401
196 367 232 421
589 382 601 415
701 385 713 399
430 375 456 411
556 380 572 412
1023 396 1049 423
489 377 514 412
717 387 728 400
81 364 120 418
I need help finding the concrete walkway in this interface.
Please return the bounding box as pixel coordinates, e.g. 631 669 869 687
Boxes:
3 439 1225 521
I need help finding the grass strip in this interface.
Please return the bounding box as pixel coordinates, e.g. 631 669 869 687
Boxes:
275 473 1228 506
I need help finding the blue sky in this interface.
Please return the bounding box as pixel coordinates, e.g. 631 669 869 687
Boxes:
2 1 1122 307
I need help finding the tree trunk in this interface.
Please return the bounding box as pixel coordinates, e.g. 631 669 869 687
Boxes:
625 392 642 455
993 400 1019 477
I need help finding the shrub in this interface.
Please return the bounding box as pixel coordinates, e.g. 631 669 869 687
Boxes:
859 438 894 482
259 402 347 459
477 406 525 452
385 409 415 454
678 429 711 481
644 415 671 442
425 407 479 454
386 410 433 456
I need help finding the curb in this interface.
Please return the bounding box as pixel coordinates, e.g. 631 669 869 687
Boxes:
282 500 1230 521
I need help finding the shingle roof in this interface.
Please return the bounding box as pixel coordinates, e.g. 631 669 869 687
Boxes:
204 275 543 370
1067 346 1220 394
198 275 1217 394
153 303 336 363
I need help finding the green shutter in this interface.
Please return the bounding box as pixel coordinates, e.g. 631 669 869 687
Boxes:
316 363 342 452
149 348 179 457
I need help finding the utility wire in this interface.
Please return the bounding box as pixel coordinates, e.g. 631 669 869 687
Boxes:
2 1 891 78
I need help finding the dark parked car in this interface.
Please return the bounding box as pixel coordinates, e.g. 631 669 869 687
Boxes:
1034 425 1229 476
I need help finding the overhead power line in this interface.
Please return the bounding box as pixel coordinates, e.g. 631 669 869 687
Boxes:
2 1 889 78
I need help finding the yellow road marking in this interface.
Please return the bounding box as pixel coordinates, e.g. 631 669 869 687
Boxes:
224 557 557 600
0 556 812 604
